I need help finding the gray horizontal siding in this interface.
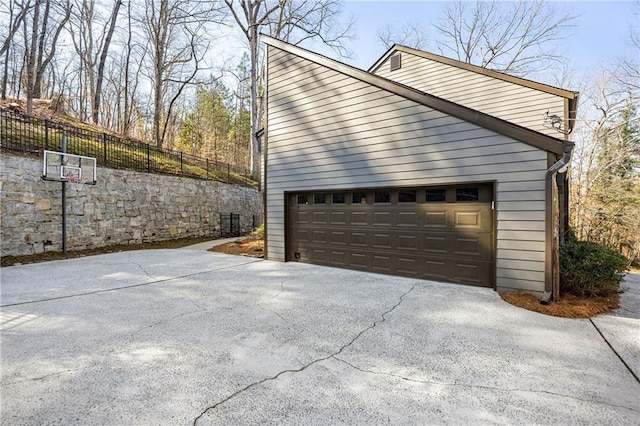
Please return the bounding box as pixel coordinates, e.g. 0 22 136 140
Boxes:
375 51 566 138
266 44 550 294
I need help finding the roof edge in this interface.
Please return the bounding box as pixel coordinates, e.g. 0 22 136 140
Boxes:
262 36 565 155
369 44 579 100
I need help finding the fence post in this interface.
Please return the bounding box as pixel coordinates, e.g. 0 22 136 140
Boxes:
44 119 49 150
227 163 230 182
147 144 151 173
206 158 209 179
102 133 107 165
180 152 183 175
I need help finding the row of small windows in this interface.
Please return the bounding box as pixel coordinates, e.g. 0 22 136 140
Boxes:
297 188 479 205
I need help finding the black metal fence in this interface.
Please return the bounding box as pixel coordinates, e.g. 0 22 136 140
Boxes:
0 108 254 186
220 213 241 237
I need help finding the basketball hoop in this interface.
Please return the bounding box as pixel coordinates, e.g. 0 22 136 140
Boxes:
66 174 91 190
42 150 97 185
41 141 97 257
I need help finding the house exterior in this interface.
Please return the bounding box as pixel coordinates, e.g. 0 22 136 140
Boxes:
261 36 578 297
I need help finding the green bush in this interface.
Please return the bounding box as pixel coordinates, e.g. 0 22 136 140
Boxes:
560 240 628 297
252 223 264 239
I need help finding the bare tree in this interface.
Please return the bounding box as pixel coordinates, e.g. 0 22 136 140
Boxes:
93 0 121 124
1 0 32 99
570 63 639 262
433 0 578 75
0 0 31 58
377 22 428 50
22 0 72 114
224 0 354 178
224 0 283 178
140 0 223 148
68 0 121 124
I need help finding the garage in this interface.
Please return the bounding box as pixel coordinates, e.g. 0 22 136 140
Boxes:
264 36 578 296
287 183 495 287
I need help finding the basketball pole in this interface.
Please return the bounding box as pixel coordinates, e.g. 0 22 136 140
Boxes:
61 135 67 257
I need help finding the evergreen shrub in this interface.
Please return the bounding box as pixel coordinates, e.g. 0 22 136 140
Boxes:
560 238 628 297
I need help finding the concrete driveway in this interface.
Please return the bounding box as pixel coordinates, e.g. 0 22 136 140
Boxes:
1 249 639 425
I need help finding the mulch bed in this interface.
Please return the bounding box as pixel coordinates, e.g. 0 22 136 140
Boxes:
500 292 619 318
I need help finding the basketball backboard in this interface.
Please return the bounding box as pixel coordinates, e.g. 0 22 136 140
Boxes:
42 150 97 184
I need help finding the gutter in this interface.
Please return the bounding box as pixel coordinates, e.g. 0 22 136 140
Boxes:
542 141 575 304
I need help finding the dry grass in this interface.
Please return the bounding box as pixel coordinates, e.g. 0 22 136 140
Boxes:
0 236 216 267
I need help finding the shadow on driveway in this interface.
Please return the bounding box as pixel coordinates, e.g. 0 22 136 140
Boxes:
1 251 639 425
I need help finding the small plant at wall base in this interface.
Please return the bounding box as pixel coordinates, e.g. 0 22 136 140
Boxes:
559 235 629 298
251 223 264 239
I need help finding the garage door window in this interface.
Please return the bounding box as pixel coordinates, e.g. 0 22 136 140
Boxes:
352 192 367 204
332 193 346 204
399 190 416 203
314 193 327 204
375 191 390 203
426 189 446 202
456 188 479 202
297 194 309 204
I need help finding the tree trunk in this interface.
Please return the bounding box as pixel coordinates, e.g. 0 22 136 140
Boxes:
25 0 42 114
249 25 260 180
92 0 121 124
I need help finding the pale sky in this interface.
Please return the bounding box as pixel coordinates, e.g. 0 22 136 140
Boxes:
298 0 639 88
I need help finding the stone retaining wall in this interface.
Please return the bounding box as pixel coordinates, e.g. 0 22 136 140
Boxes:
0 153 263 256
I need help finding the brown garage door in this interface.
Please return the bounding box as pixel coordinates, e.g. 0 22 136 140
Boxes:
287 184 495 287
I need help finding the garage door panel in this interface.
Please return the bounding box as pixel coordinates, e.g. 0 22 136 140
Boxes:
453 207 492 231
296 229 310 243
350 210 369 225
331 250 346 265
297 210 311 224
453 234 493 259
455 211 480 227
311 230 328 243
397 234 419 251
350 231 368 246
312 210 329 224
373 233 392 249
310 248 327 264
424 211 447 227
288 184 495 288
331 211 347 224
330 231 347 245
372 255 392 272
397 211 419 227
373 211 392 226
424 260 448 281
397 256 419 276
424 235 448 254
350 252 369 268
453 262 483 284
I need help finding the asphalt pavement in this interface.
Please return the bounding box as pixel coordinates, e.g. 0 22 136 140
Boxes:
1 249 638 425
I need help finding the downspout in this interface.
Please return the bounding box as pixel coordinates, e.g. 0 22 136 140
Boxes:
541 141 575 304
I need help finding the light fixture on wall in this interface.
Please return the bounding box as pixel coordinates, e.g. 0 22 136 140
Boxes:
543 110 570 135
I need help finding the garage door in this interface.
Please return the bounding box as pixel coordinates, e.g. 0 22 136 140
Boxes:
287 184 495 287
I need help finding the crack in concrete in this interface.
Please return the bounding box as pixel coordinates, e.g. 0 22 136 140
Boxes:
1 259 261 307
220 280 288 320
256 280 287 320
129 309 206 337
333 356 640 412
127 253 156 280
332 357 640 414
2 368 82 386
192 284 415 425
